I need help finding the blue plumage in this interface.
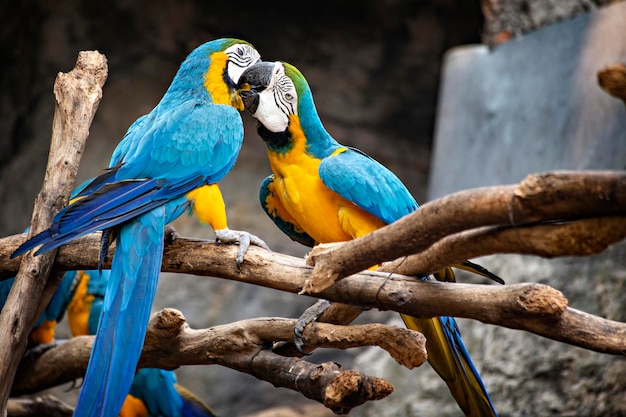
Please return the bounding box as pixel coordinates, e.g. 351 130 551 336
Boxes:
318 147 419 224
12 38 261 417
76 270 217 417
0 270 78 345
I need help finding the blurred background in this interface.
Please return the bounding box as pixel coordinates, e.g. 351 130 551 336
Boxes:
1 1 626 416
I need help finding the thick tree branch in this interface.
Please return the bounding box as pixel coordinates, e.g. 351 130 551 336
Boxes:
1 170 625 410
13 309 411 414
0 51 107 414
303 171 626 292
3 226 626 354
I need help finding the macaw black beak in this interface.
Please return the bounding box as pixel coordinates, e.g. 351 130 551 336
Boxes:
237 61 275 114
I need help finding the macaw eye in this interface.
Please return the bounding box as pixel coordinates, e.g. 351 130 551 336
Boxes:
285 92 294 100
236 47 244 56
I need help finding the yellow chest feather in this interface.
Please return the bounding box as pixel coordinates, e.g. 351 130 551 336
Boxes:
67 271 95 337
267 117 385 243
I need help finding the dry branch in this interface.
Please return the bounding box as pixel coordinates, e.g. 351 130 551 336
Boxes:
3 225 626 354
0 51 107 413
384 216 626 279
13 309 410 414
598 64 626 104
303 171 626 293
7 395 73 417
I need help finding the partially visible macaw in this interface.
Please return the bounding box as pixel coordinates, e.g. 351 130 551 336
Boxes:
12 38 266 417
0 270 79 347
237 61 500 417
68 269 218 417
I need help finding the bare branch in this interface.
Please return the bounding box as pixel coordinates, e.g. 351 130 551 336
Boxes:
384 216 626 278
598 64 626 104
0 51 107 413
7 395 73 417
4 230 626 354
13 309 410 413
303 171 626 293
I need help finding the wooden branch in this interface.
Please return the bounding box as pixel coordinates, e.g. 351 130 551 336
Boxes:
0 51 107 413
598 64 626 105
13 309 410 414
384 216 626 278
303 171 626 293
4 229 626 354
7 395 73 417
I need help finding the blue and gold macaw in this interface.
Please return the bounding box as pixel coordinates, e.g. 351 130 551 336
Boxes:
68 269 218 417
12 38 265 417
0 270 78 347
237 61 500 417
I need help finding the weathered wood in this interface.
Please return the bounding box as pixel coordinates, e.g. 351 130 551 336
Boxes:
4 225 626 354
598 64 626 105
7 395 73 417
303 171 626 293
13 309 409 414
384 216 626 279
0 51 107 415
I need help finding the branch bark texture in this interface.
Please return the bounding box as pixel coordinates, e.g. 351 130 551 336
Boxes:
13 309 411 413
303 171 626 292
1 218 625 354
0 51 107 414
598 64 626 105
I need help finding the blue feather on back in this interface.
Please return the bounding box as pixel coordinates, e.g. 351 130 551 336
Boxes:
318 148 418 224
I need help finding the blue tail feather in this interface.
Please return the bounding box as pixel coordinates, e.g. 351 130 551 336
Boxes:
402 313 497 417
74 209 166 417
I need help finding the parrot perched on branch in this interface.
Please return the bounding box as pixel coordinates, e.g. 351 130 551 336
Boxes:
237 61 500 417
67 269 218 417
12 38 266 417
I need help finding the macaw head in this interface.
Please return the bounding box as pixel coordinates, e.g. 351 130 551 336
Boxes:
167 38 261 109
237 61 336 156
237 61 305 132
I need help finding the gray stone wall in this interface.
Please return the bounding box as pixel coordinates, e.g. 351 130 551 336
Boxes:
356 3 626 416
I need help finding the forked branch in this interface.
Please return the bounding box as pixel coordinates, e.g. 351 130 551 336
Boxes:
13 309 417 414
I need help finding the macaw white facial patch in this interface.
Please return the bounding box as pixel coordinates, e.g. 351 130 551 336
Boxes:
225 43 261 84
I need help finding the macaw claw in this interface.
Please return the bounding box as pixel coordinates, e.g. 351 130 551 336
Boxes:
214 228 270 269
164 225 180 243
294 299 332 355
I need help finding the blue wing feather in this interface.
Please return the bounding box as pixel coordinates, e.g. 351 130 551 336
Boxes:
318 147 418 224
12 177 202 258
116 101 241 183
